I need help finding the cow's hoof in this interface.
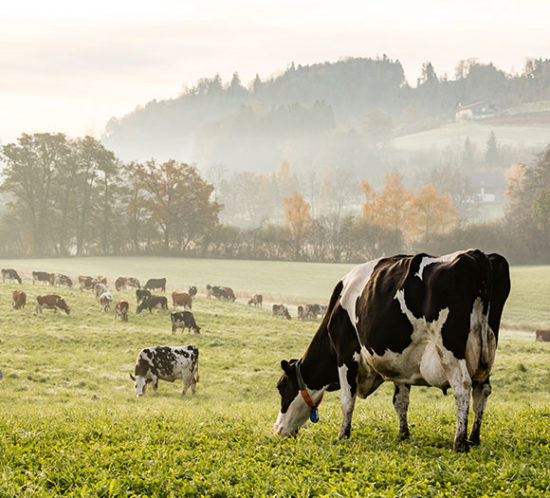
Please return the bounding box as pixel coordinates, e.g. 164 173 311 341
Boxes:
453 439 471 453
338 428 351 440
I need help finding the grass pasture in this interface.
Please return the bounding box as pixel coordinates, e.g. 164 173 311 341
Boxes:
0 257 549 496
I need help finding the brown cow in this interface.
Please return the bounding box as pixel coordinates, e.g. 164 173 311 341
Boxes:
79 277 95 291
115 277 127 291
248 294 263 307
12 290 26 310
535 329 550 342
114 300 129 321
96 276 107 285
36 294 70 315
172 291 192 309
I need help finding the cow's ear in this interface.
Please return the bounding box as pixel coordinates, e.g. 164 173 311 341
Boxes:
281 360 291 374
130 373 135 381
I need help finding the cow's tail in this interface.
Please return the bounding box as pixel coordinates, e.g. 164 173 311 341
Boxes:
473 250 494 370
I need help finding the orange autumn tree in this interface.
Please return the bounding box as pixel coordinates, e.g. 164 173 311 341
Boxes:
409 184 458 241
284 190 312 259
361 174 459 243
363 173 415 239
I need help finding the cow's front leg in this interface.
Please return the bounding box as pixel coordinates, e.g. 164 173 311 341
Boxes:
469 379 492 446
393 383 410 439
152 376 159 393
337 360 358 439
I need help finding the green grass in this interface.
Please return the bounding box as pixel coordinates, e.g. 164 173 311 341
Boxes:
0 258 549 496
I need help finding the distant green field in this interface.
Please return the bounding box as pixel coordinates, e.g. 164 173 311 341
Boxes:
0 256 548 329
0 273 549 496
391 120 550 151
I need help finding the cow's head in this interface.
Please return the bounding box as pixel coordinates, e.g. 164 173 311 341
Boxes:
274 359 314 438
130 373 147 396
59 298 71 315
136 300 147 314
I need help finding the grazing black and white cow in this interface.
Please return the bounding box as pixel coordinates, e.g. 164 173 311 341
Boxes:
54 273 73 288
136 295 168 314
274 250 510 452
2 268 22 284
127 277 141 289
171 311 201 334
206 284 236 301
136 288 152 304
144 278 166 293
272 304 291 320
130 345 199 396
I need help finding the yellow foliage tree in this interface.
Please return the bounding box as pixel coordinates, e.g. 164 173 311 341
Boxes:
360 179 377 223
284 190 312 259
360 174 459 244
409 184 458 241
373 172 415 236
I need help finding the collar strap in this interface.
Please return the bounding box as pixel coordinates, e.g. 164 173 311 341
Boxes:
296 359 323 409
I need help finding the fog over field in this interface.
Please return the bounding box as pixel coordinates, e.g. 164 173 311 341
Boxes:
1 4 550 494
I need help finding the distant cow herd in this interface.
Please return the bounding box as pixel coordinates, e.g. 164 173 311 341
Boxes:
1 268 319 403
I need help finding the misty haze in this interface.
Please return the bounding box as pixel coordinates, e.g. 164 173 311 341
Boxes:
1 2 549 496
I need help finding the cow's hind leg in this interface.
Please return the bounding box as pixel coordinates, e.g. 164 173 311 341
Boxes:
393 383 410 440
445 359 472 452
469 379 492 446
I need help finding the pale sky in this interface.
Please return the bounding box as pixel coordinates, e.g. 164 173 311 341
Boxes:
1 0 548 143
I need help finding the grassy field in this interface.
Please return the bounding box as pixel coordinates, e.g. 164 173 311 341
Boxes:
0 256 548 329
0 257 549 496
391 120 550 152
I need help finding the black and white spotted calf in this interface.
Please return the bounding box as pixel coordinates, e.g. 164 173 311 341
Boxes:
275 250 510 452
130 345 199 397
171 311 201 334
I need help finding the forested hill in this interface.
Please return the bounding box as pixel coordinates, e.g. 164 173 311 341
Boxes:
102 57 550 171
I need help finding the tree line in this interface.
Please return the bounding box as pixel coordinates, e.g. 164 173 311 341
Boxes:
1 132 549 263
103 56 550 167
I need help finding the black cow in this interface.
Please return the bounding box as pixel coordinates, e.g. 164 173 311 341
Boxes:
2 269 22 284
144 278 166 293
188 286 198 297
171 311 201 334
274 250 510 452
304 304 326 320
136 289 152 304
32 271 53 285
136 295 168 314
